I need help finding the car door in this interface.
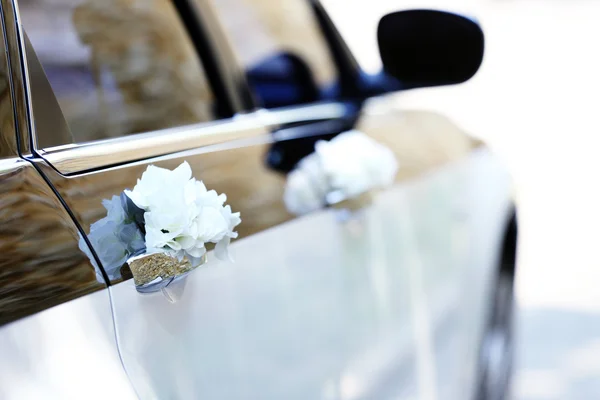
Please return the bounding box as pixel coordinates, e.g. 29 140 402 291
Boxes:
14 0 514 399
0 2 136 398
190 2 516 397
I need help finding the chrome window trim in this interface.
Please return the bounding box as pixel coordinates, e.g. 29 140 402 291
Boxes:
36 102 348 175
256 102 348 127
39 115 269 175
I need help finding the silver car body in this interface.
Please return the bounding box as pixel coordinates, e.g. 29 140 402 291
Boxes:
0 0 514 398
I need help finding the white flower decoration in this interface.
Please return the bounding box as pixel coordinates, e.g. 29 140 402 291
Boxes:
283 154 328 216
284 130 398 215
125 162 241 264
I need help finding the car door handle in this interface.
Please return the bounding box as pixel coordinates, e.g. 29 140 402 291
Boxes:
261 102 360 173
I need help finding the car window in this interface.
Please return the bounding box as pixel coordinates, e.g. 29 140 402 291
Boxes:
205 0 339 109
20 0 215 144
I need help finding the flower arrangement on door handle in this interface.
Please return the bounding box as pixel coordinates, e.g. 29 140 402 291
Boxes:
79 161 241 294
284 131 399 217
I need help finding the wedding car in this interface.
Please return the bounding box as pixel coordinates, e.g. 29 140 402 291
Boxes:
0 0 515 399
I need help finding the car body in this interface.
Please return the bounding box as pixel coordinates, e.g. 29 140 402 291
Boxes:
0 0 515 399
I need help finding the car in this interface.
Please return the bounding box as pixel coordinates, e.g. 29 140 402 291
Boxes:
0 0 516 399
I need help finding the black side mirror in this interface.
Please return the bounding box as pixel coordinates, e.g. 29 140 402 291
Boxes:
246 52 321 109
377 9 484 89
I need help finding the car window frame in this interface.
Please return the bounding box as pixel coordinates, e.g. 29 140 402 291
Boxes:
4 0 358 176
5 0 255 153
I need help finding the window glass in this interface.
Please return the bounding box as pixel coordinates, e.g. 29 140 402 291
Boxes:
206 0 339 109
20 0 215 143
0 29 17 158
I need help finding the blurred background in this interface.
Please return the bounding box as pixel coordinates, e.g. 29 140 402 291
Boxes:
324 0 600 398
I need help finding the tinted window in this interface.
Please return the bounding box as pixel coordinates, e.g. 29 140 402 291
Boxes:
206 0 339 108
20 0 215 143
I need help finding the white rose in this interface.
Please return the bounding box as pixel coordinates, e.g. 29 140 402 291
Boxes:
188 180 241 262
130 162 241 264
214 204 242 262
284 169 325 216
317 130 398 198
125 161 193 210
283 131 399 215
191 180 229 242
283 152 330 215
143 187 198 259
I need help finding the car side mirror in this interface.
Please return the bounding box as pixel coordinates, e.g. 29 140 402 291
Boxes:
246 52 321 109
377 9 484 89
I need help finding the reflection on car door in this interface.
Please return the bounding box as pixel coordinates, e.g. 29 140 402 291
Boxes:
0 4 135 396
15 0 514 399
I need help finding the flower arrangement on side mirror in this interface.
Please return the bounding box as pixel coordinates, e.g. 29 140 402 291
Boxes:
79 161 241 292
284 131 398 216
